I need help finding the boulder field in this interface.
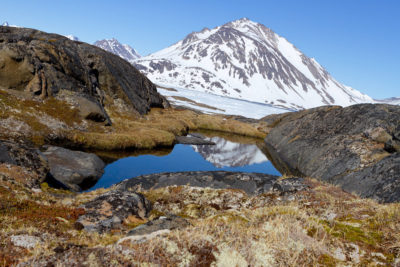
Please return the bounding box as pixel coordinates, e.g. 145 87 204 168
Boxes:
263 104 400 203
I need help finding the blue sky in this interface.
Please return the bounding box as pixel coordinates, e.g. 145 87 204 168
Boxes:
1 0 399 99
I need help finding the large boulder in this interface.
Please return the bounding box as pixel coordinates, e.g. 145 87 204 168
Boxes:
264 104 400 202
0 26 168 124
43 146 105 191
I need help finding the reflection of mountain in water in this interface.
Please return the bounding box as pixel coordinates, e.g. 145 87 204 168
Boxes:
192 137 268 168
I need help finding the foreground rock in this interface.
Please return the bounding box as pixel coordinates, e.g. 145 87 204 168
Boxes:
0 26 168 124
75 190 151 232
43 146 105 191
118 171 280 195
264 104 400 202
0 140 48 188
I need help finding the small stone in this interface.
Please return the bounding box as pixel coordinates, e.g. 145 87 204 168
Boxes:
127 215 190 236
11 235 41 249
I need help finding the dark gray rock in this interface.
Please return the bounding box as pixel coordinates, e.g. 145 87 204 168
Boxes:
43 146 105 191
264 104 400 202
127 215 190 236
0 26 169 122
75 190 152 233
118 171 279 195
334 153 400 203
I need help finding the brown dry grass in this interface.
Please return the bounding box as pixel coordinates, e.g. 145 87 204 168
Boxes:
0 89 266 151
1 173 400 266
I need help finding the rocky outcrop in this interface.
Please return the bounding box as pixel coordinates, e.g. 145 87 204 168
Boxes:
0 140 49 187
43 146 105 192
75 190 152 233
264 104 400 202
118 171 279 195
0 26 168 125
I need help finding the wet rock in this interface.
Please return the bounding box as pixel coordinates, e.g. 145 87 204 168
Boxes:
75 190 152 232
264 104 400 202
0 140 49 187
127 215 190 236
43 146 105 192
176 133 216 145
118 171 279 195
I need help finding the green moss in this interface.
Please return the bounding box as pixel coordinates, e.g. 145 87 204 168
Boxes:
318 254 339 266
40 182 75 195
321 220 383 246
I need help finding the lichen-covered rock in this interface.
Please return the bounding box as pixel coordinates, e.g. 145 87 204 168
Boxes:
264 104 400 202
272 178 309 195
43 146 105 191
0 26 168 124
75 190 152 232
127 215 190 237
0 140 49 187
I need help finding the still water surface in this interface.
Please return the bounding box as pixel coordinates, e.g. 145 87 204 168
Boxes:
90 135 280 190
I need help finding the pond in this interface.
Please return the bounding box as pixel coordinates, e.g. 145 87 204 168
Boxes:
89 133 280 190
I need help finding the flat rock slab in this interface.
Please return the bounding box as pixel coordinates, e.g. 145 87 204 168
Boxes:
118 171 280 195
75 190 152 233
127 215 190 237
43 146 105 192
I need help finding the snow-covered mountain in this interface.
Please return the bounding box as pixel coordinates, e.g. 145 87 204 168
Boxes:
134 18 373 110
94 38 140 63
192 136 268 168
65 35 80 41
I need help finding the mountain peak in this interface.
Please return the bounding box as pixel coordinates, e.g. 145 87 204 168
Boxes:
94 38 140 63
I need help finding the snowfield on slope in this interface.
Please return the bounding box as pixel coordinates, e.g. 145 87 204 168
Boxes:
157 85 292 119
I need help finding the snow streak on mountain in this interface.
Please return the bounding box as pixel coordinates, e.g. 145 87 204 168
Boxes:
134 18 373 110
94 38 141 63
